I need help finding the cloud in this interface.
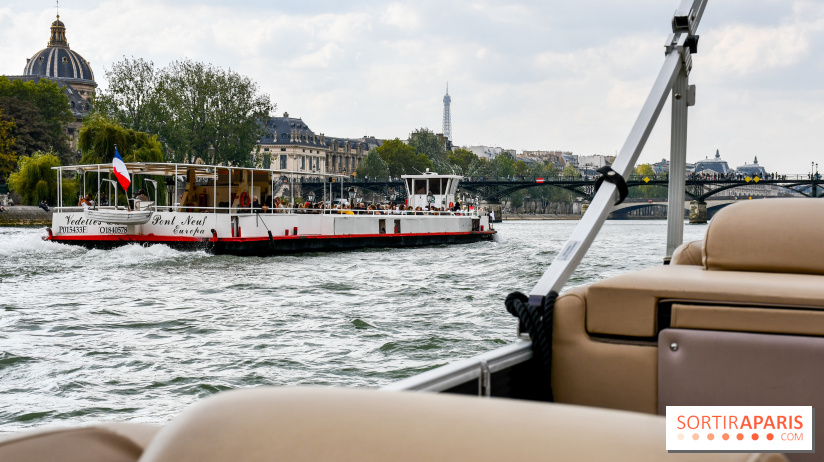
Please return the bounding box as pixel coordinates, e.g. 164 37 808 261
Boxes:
2 0 824 172
380 4 419 31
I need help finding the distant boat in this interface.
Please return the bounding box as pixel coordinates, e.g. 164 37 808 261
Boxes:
45 163 494 254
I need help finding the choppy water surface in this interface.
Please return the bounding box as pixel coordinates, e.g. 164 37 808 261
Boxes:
0 220 706 432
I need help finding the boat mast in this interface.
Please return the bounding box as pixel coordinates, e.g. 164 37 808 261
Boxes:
527 0 708 308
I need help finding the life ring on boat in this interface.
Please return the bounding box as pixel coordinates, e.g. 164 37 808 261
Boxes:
239 192 251 208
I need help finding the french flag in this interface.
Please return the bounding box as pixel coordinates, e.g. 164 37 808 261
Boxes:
112 147 131 190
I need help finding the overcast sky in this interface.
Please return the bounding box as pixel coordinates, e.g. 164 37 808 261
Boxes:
1 0 822 173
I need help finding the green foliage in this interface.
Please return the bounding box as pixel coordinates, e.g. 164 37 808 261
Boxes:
78 114 165 195
514 160 529 176
492 153 516 177
94 57 161 134
78 113 164 164
629 163 668 198
0 109 17 180
562 163 579 178
99 58 274 166
356 149 390 178
446 148 478 174
375 139 433 177
0 76 73 163
7 151 75 205
0 97 52 158
408 128 447 170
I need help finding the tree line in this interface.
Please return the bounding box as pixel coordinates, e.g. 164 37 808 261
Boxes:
95 57 273 166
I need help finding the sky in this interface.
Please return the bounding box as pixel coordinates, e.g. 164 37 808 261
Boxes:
1 0 823 173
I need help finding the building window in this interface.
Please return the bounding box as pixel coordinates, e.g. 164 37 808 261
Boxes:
62 57 68 63
301 156 305 170
264 148 269 152
281 148 286 152
280 155 287 169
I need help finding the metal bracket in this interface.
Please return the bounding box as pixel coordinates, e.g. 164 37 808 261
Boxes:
479 360 491 397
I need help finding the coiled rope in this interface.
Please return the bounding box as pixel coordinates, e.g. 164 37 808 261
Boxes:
504 290 559 401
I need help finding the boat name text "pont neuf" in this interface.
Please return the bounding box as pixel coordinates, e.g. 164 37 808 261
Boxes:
151 214 209 236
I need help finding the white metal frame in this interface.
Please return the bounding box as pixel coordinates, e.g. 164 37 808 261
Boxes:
387 0 709 394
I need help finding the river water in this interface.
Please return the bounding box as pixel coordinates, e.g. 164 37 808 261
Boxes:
0 220 707 432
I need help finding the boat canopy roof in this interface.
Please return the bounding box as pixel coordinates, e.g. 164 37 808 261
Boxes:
400 170 463 180
53 162 349 179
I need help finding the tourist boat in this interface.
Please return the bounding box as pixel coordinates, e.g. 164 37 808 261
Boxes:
44 164 494 254
5 1 815 461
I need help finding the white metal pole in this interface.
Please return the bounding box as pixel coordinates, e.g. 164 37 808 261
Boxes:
174 165 178 212
529 50 684 306
666 67 689 258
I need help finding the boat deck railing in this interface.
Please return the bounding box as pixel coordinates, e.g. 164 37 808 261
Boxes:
54 205 485 217
383 341 533 395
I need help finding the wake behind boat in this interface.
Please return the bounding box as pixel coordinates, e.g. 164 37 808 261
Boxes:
45 163 494 255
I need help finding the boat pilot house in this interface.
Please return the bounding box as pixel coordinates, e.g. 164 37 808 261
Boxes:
46 163 494 255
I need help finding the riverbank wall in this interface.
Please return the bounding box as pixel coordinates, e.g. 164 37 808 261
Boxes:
0 206 52 226
502 214 581 220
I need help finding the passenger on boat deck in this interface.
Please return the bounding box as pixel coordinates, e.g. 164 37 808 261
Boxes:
39 200 49 212
252 196 262 213
136 189 150 202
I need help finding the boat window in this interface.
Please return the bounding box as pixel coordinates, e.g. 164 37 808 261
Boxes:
429 179 443 195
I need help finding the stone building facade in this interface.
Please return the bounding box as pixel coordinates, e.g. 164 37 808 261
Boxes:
255 113 381 175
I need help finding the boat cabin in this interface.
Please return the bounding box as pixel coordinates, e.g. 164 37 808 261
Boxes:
53 162 347 214
401 170 462 210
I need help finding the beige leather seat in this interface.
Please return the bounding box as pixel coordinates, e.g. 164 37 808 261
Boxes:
550 198 823 461
0 387 784 461
0 422 159 462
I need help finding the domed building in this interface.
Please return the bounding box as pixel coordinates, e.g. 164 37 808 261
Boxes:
736 156 768 178
23 14 96 99
694 149 732 175
5 13 97 156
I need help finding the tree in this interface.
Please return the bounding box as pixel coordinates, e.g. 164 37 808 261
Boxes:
0 97 52 157
630 163 667 198
375 138 433 177
78 113 165 196
492 153 516 177
408 128 447 170
94 57 162 134
446 148 478 174
0 76 73 163
514 160 529 177
0 108 17 180
356 149 390 179
7 151 76 205
156 59 273 166
562 163 579 179
78 113 165 164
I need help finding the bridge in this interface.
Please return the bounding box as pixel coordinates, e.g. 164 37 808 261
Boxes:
294 174 824 204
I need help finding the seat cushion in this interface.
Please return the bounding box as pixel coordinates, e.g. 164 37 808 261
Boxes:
138 386 783 462
704 198 824 275
671 240 703 266
0 423 160 462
